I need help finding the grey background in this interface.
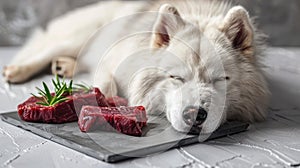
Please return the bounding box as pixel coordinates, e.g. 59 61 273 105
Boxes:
0 0 299 46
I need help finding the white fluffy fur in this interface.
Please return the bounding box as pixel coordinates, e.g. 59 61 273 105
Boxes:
3 0 270 134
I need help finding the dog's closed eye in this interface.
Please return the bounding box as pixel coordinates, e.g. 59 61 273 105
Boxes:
212 76 230 90
170 75 185 83
212 76 230 84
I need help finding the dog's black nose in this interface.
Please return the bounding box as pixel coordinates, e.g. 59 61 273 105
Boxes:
195 107 207 126
183 106 207 126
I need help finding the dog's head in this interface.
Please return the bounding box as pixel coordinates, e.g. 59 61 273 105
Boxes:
128 4 269 134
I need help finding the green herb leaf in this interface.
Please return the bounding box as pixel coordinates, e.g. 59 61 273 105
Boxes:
36 102 49 106
74 83 92 93
31 75 92 106
42 82 52 101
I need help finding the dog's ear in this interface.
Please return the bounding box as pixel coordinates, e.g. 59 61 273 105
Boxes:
221 6 254 58
151 4 185 48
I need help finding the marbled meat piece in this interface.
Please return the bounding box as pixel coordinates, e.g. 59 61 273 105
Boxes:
106 96 128 107
17 88 109 123
78 105 147 136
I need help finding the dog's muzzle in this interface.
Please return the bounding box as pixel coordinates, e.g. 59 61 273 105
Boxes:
182 106 208 134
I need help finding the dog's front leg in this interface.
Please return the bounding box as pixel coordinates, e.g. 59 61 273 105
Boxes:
51 56 84 78
3 42 78 83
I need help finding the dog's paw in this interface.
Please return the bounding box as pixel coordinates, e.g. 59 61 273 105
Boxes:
51 56 76 78
2 65 28 83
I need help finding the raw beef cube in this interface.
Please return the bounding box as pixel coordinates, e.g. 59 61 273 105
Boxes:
17 96 78 123
78 105 147 136
72 88 109 113
18 88 109 123
106 96 128 107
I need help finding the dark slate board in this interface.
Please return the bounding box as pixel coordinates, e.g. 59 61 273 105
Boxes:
0 112 249 163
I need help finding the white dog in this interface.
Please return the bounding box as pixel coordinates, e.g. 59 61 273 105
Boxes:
2 0 270 134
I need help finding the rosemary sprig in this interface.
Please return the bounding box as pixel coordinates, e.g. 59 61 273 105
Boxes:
31 75 92 106
52 75 73 94
32 82 69 106
73 83 92 93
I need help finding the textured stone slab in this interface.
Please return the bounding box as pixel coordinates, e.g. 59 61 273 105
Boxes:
0 112 248 163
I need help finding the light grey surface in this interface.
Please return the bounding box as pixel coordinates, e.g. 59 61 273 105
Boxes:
0 47 300 167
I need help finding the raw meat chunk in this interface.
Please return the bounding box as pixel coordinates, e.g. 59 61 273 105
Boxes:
78 105 147 136
18 88 109 123
106 96 128 107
